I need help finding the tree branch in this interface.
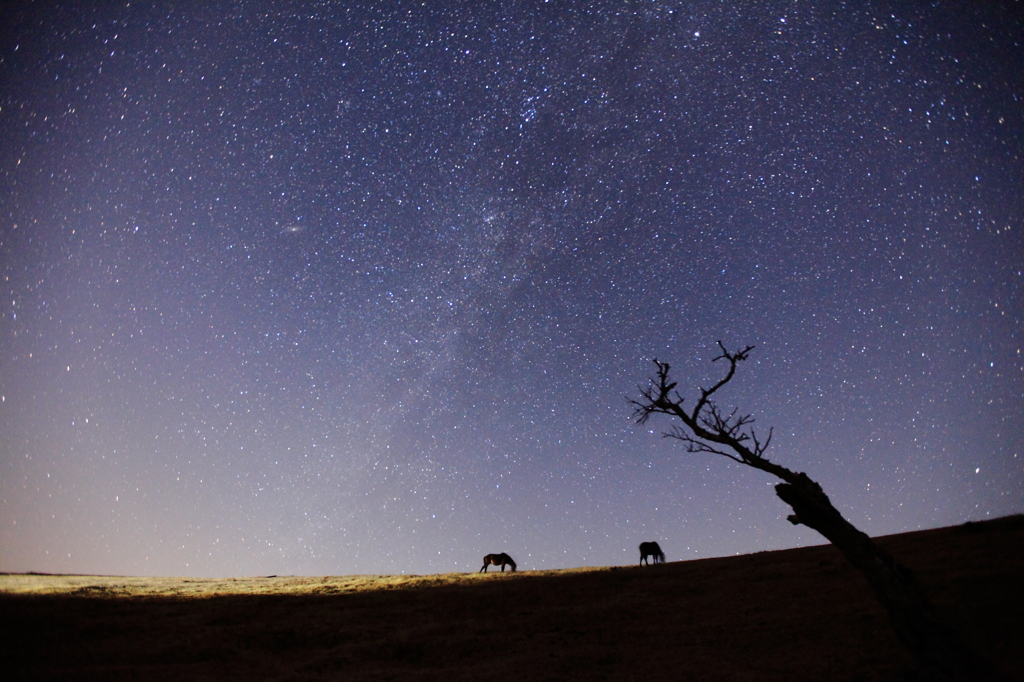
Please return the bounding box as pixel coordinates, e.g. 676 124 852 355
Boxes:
629 342 785 476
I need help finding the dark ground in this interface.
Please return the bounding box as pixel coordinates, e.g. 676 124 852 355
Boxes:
2 515 1022 681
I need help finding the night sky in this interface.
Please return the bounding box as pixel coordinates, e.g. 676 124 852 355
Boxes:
2 2 1021 578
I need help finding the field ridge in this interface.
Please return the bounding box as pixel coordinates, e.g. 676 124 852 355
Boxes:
2 515 1022 681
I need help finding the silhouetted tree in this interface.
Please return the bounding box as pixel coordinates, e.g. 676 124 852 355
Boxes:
630 342 997 682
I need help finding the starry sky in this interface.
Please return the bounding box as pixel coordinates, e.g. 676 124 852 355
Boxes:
1 1 1021 578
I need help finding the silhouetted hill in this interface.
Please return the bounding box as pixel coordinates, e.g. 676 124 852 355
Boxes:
2 515 1022 681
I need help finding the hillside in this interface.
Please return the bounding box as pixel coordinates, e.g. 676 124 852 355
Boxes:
2 515 1022 681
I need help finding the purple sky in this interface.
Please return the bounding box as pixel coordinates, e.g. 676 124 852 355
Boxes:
1 1 1021 577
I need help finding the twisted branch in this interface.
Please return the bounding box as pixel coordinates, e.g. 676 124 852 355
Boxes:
629 342 775 471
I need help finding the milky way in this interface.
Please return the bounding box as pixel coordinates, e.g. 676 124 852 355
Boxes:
2 2 1021 577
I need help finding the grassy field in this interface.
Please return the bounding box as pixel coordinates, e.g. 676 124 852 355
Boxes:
2 515 1022 681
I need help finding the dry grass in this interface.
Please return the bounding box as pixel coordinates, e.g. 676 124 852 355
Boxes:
2 515 1022 681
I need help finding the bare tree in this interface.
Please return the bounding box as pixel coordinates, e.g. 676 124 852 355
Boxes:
630 342 996 681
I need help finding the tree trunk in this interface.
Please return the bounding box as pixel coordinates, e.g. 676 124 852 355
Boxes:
774 472 997 681
632 353 1000 678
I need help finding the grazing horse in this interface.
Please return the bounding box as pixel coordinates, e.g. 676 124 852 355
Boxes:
639 541 665 566
480 553 517 573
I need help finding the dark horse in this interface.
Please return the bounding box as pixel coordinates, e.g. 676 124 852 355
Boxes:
639 541 665 566
480 553 517 573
